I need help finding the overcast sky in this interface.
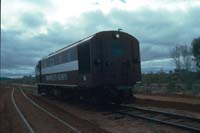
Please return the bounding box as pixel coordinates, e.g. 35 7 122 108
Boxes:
1 0 200 77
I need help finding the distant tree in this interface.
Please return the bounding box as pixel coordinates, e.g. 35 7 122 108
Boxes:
171 45 182 71
171 45 192 71
192 37 200 70
181 45 192 71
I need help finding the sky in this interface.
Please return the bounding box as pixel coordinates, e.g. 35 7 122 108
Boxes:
1 0 200 77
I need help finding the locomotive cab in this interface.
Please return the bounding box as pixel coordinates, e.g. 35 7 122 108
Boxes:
90 31 141 102
91 31 141 86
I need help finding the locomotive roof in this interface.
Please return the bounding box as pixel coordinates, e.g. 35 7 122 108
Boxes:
41 30 138 60
42 35 94 60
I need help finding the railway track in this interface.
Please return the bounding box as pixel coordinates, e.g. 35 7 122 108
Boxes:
12 88 81 133
117 105 200 132
11 88 34 133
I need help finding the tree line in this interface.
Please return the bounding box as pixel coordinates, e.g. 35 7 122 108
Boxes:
135 37 200 95
171 37 200 72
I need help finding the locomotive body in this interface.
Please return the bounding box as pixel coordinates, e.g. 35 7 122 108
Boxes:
35 31 141 103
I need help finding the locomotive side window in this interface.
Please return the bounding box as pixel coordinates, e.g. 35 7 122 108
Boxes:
68 49 73 62
41 47 78 69
71 47 77 61
78 43 90 74
46 73 68 81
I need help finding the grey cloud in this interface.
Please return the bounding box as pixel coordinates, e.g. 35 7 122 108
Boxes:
2 32 40 69
26 0 53 6
1 67 34 77
105 7 200 62
35 23 74 44
141 58 175 73
77 7 199 60
2 6 200 77
140 43 171 61
120 0 126 3
109 8 196 45
20 12 47 28
74 11 114 34
112 0 126 3
1 24 79 77
1 28 51 77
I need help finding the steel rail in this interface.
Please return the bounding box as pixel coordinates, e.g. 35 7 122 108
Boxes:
117 105 200 132
121 105 200 122
20 89 81 133
11 88 34 133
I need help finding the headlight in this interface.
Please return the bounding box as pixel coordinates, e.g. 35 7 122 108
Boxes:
115 33 120 38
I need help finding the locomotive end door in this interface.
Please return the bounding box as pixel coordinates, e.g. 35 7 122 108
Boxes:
92 32 140 87
103 33 134 86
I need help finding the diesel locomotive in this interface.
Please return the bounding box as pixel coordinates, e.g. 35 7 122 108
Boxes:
35 30 141 103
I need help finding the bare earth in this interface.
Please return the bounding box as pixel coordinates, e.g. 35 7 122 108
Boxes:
0 87 28 133
0 86 109 133
32 94 195 133
1 84 200 133
134 93 200 113
135 93 200 105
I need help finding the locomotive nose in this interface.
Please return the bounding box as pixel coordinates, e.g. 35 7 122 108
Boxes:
92 31 141 87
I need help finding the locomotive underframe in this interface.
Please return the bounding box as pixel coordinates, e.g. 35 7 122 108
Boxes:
37 84 134 103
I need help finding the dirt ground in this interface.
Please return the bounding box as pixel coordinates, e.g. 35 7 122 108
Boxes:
30 94 194 133
134 93 200 112
0 86 109 133
135 93 200 104
1 84 199 133
0 87 28 133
